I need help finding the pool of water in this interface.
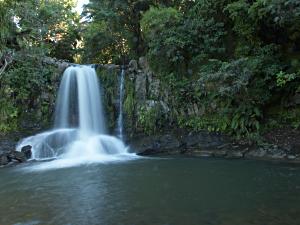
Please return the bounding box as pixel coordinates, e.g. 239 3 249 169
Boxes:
1 157 300 225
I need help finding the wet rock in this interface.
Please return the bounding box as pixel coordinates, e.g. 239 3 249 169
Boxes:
217 143 231 149
213 150 227 157
129 129 297 162
21 145 32 159
132 134 181 156
0 154 9 166
159 134 181 150
130 136 160 155
270 154 287 160
128 60 138 72
8 151 26 162
135 71 147 102
266 145 287 159
192 150 213 157
137 148 164 156
287 155 296 160
183 132 205 147
183 131 227 150
245 148 267 159
225 151 244 159
58 62 69 73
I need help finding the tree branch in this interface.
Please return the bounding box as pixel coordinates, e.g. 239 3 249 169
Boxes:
0 54 13 78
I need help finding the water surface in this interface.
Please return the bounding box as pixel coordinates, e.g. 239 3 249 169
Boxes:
1 158 300 225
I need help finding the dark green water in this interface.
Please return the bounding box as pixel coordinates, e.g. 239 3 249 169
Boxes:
1 158 300 225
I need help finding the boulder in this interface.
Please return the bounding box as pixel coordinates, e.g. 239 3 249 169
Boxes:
132 134 181 156
287 155 296 160
213 150 227 157
21 145 32 159
266 145 287 160
8 151 26 162
245 148 267 159
192 150 214 157
183 131 227 150
269 152 287 160
128 60 138 72
225 151 244 159
131 135 160 154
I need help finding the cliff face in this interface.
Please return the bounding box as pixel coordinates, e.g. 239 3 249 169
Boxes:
122 57 170 137
2 58 300 165
96 57 169 137
117 57 202 137
0 56 205 137
103 58 300 162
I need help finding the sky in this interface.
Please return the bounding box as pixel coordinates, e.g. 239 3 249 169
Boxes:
75 0 89 14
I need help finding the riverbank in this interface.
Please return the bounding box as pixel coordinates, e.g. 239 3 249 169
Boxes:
129 127 300 163
2 126 300 167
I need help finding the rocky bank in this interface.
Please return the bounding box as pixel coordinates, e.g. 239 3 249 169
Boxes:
129 129 300 162
1 128 300 167
1 57 300 166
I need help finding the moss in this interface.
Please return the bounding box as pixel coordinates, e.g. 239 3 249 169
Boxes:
137 106 158 134
96 67 119 131
124 80 135 118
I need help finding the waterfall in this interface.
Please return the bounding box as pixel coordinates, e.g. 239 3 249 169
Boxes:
116 68 125 140
54 66 106 134
16 65 134 166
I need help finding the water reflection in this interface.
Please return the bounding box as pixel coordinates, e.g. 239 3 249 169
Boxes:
0 158 300 225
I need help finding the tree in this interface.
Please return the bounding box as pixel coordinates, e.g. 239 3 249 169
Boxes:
141 1 226 75
82 0 151 63
0 0 79 131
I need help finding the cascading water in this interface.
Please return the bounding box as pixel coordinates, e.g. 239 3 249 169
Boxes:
54 66 106 134
16 65 135 169
116 68 125 140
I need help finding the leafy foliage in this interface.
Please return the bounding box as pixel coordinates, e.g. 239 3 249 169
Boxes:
1 0 300 141
137 0 300 141
141 3 226 75
81 0 152 63
0 0 78 132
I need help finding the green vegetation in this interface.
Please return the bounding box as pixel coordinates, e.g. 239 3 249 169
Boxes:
0 0 79 131
1 0 300 141
127 0 300 140
97 67 119 130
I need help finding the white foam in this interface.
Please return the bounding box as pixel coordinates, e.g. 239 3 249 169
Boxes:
17 66 137 171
